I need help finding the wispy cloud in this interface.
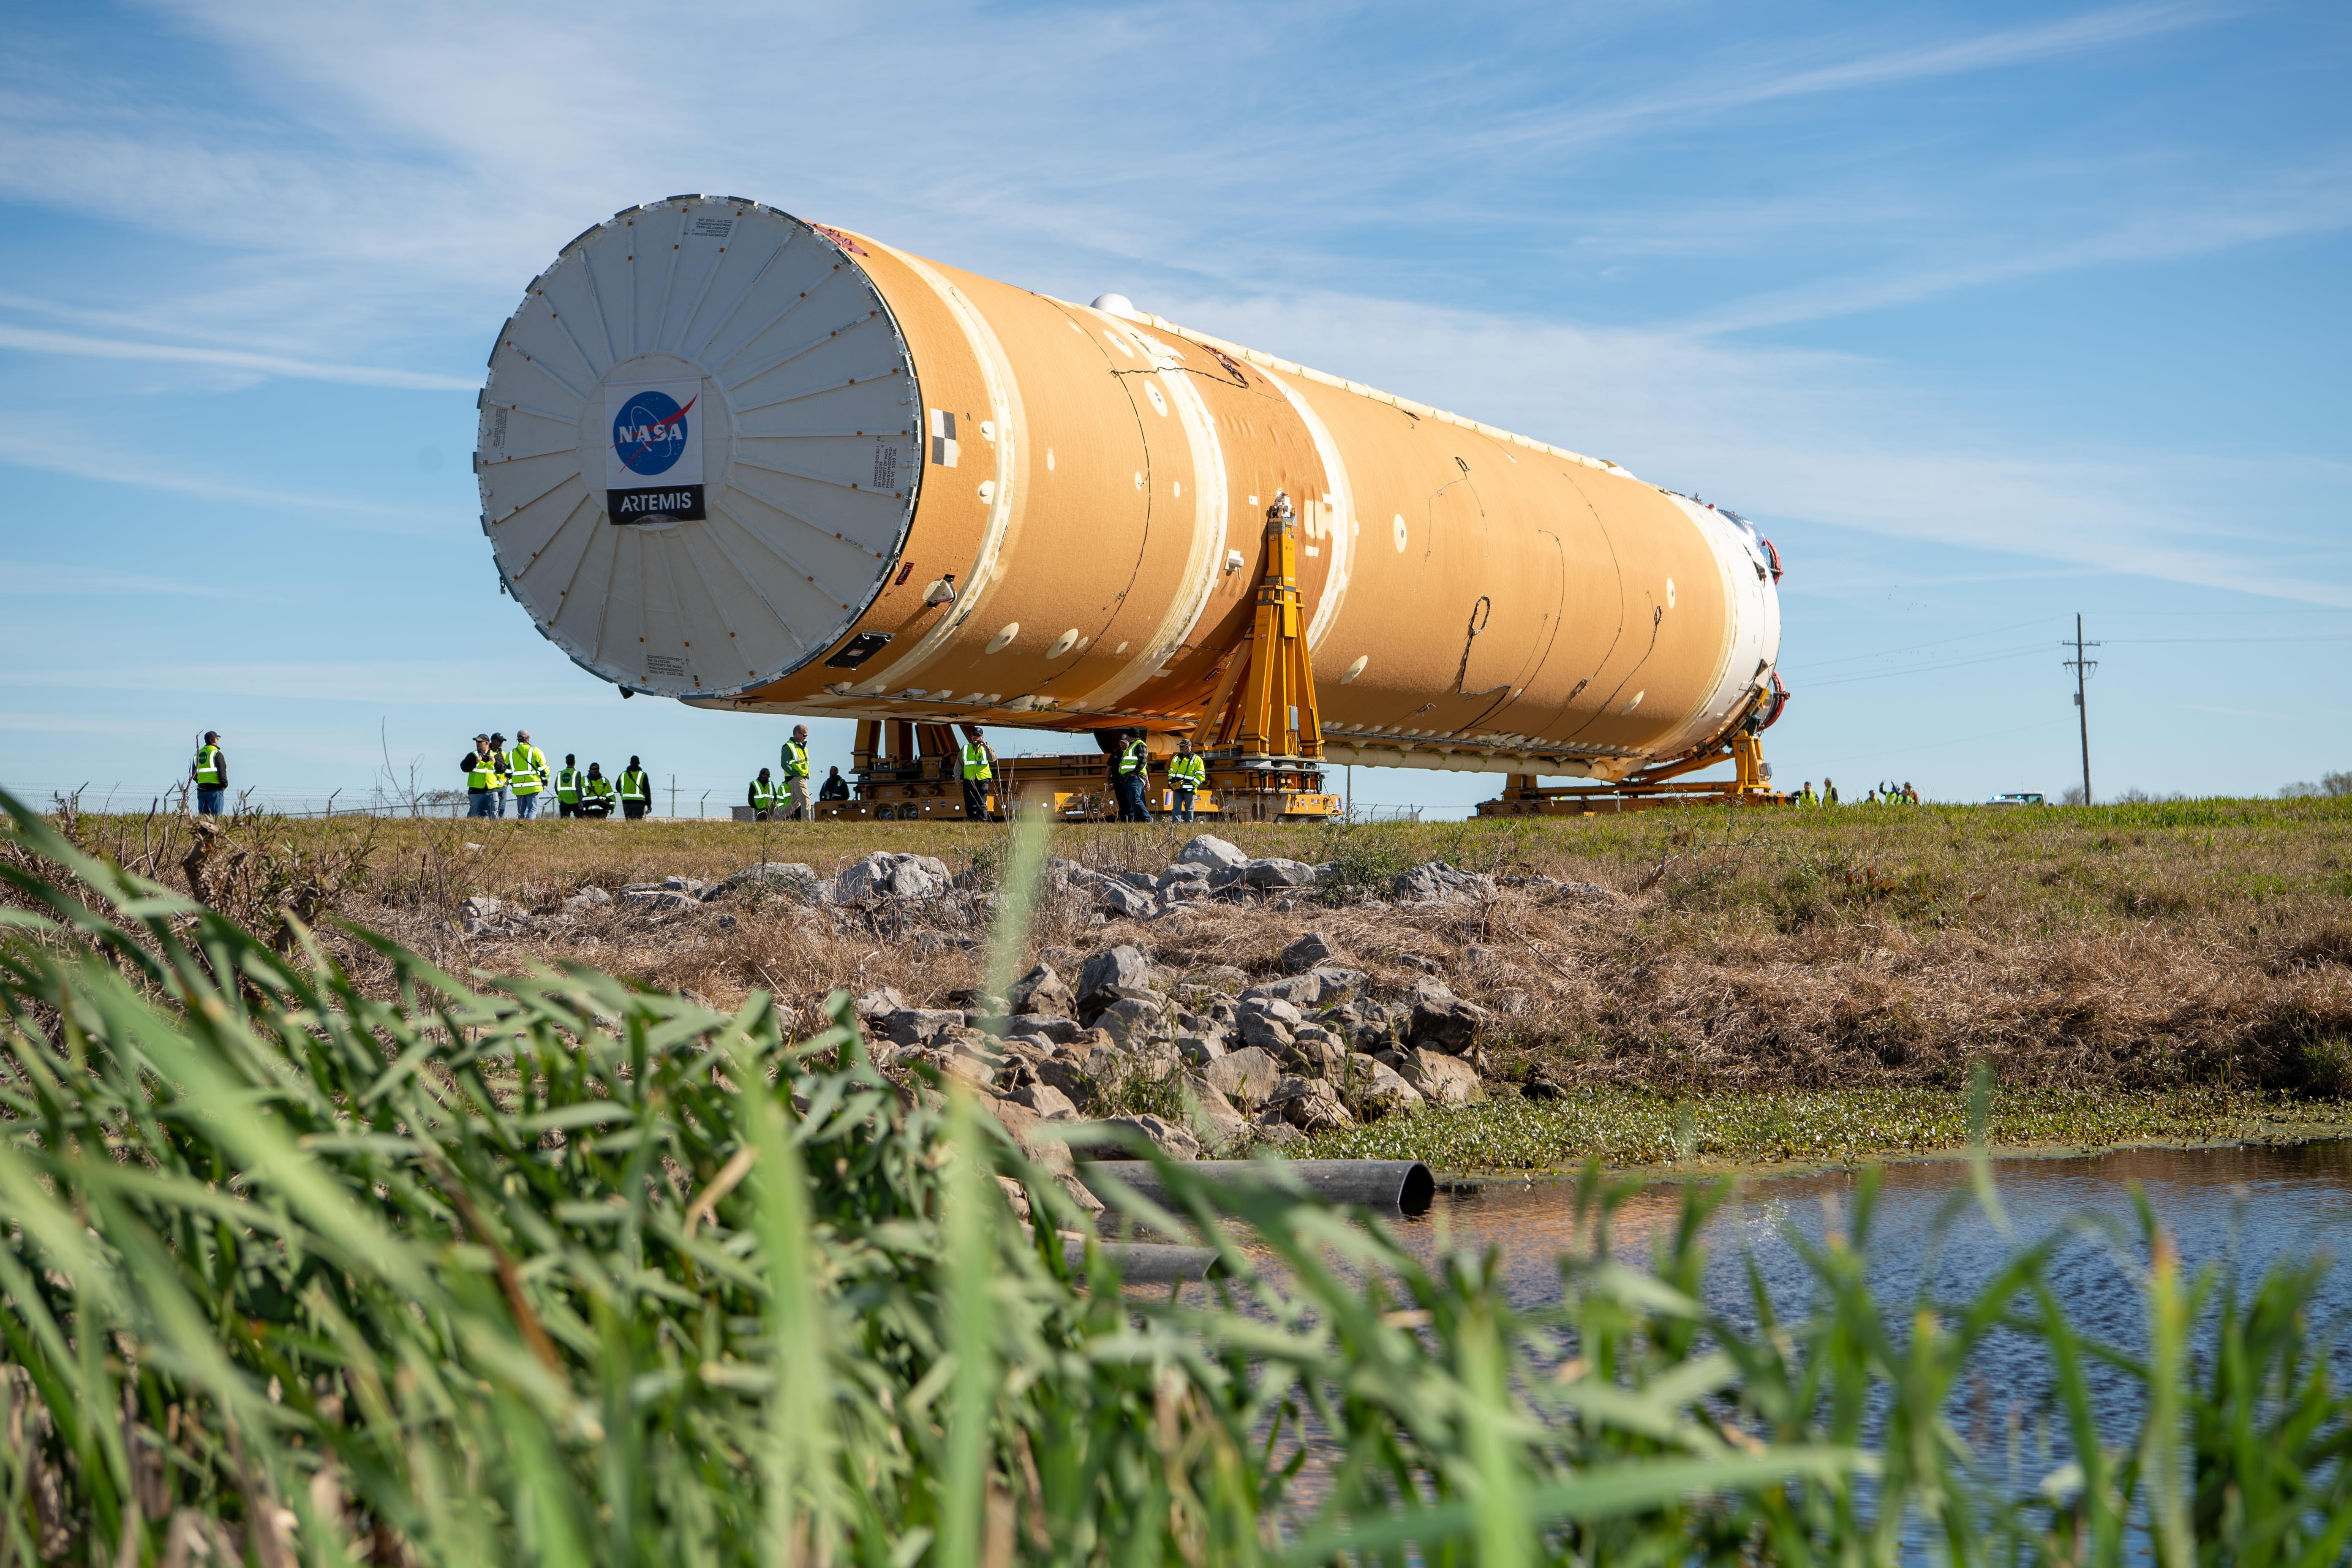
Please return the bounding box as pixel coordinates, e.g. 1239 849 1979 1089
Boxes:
0 427 458 532
1468 2 2224 156
1685 159 2352 333
0 561 256 598
0 322 474 389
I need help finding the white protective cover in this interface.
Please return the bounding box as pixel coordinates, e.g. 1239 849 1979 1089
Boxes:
475 197 920 697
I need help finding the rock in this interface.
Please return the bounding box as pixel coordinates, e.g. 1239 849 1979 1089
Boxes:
1245 973 1324 1008
1185 1077 1252 1153
1401 1048 1484 1106
1545 879 1621 907
1094 882 1160 920
562 885 614 911
1267 1077 1354 1132
1344 1052 1424 1116
1176 833 1249 872
1291 1034 1347 1080
1095 1114 1201 1161
981 1097 1075 1176
460 895 511 923
1007 963 1075 1018
837 851 950 900
1399 953 1441 974
882 1008 964 1045
1157 863 1211 890
854 987 909 1021
1280 931 1341 973
1242 996 1307 1029
1238 1010 1296 1054
1115 869 1159 892
1176 1033 1227 1067
715 913 736 928
1077 945 1153 1013
1407 994 1493 1055
710 863 800 896
1202 1045 1282 1108
1032 1055 1097 1111
1242 857 1318 889
623 889 700 915
1008 1082 1079 1119
1253 1120 1306 1146
1308 966 1369 1005
1391 861 1499 904
1094 996 1167 1051
1005 1013 1083 1045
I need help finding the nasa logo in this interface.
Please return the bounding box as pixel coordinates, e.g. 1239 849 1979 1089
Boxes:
611 389 696 476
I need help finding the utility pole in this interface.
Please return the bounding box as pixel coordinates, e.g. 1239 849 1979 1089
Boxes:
669 775 677 818
2061 613 2099 805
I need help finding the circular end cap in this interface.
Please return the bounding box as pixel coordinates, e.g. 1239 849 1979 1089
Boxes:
476 199 920 698
1090 292 1138 320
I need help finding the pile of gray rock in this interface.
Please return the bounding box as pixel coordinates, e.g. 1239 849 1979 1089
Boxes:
860 933 1492 1164
458 836 1617 940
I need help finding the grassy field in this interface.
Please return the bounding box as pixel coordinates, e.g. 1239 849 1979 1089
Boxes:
22 794 2352 1168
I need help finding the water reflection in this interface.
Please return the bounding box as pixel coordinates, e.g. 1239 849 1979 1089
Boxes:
1400 1141 2352 1331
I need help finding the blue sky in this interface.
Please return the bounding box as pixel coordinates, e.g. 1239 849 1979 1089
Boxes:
2 0 2346 815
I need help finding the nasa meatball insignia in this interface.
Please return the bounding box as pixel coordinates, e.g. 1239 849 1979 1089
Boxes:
603 377 706 523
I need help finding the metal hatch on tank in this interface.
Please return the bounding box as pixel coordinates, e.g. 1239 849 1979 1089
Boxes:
474 196 1790 819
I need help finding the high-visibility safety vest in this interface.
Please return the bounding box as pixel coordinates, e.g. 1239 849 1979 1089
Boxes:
192 744 223 786
507 743 547 794
555 767 582 802
1117 738 1148 776
618 769 649 803
960 739 992 780
1169 753 1205 788
466 753 500 790
780 738 811 778
584 776 615 802
749 778 776 811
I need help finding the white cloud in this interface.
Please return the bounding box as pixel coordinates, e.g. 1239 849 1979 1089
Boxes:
0 426 459 533
0 322 476 390
0 562 257 598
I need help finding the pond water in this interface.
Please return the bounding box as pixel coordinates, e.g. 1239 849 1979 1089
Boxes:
1399 1140 2352 1328
1394 1139 2352 1462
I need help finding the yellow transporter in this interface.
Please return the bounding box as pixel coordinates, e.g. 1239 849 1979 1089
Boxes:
475 197 1786 817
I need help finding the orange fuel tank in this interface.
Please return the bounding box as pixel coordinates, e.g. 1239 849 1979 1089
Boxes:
475 196 1782 779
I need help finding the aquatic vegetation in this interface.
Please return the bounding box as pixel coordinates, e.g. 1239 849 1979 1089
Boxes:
3 792 2349 1564
1297 1083 2352 1174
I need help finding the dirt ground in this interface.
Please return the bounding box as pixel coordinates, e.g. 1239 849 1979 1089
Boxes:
22 794 2352 1098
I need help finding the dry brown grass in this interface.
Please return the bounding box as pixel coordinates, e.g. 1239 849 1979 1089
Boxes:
14 795 2352 1097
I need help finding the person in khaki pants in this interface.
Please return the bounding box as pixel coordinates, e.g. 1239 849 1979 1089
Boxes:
779 724 815 821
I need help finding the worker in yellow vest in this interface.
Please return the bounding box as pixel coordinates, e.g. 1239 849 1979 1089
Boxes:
1167 739 1206 822
779 724 814 821
1111 730 1152 822
618 757 651 821
747 767 777 821
189 730 227 817
463 734 501 819
957 723 997 822
486 733 511 816
554 754 584 817
580 763 616 819
506 730 548 819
